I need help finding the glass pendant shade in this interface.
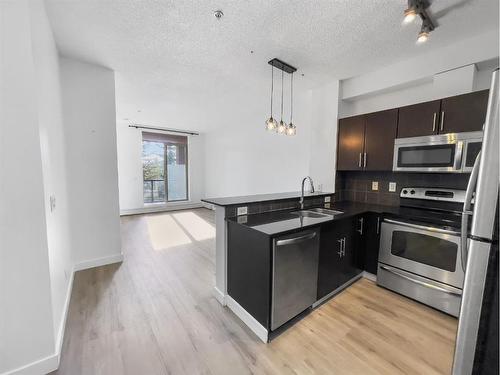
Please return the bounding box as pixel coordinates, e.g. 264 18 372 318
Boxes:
286 122 296 136
277 120 287 134
266 116 277 131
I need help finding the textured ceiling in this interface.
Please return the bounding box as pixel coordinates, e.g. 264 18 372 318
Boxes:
46 0 499 127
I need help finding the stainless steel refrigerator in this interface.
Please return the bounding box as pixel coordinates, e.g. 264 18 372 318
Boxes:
452 68 499 374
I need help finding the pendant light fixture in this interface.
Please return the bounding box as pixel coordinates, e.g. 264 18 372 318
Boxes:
286 72 296 136
265 58 297 136
265 65 277 131
277 69 287 134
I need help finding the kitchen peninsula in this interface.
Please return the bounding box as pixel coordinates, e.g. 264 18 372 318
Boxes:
202 189 394 342
202 191 335 297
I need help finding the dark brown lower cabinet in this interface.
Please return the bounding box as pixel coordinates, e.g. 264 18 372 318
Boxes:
361 213 382 275
317 217 362 300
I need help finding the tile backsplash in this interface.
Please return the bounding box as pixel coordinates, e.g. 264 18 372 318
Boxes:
336 171 470 207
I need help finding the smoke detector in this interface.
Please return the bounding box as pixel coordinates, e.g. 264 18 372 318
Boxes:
214 10 224 20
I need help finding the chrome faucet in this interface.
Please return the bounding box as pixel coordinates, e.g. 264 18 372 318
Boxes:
300 176 315 210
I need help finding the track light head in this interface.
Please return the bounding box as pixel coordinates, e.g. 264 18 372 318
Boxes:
403 7 417 24
417 19 434 43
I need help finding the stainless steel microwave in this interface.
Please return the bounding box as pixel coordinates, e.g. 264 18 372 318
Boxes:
393 131 483 173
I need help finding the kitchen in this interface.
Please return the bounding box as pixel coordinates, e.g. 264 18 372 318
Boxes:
2 1 498 375
203 73 499 373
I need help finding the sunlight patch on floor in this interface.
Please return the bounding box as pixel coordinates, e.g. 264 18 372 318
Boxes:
173 211 215 241
146 214 191 250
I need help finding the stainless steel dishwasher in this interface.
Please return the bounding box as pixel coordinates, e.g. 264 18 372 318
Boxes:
271 229 320 331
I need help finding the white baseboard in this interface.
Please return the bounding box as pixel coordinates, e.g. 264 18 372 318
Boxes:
1 354 59 375
73 253 124 272
120 202 203 216
55 269 74 359
226 295 268 343
362 271 377 282
213 286 226 306
201 201 214 210
1 254 124 375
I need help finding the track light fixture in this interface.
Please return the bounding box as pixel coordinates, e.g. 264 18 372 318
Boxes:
402 0 436 43
417 19 434 43
265 58 297 136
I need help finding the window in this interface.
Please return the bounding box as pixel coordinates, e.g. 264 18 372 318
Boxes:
142 132 188 203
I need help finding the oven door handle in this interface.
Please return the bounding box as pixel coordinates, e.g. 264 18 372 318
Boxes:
379 265 462 296
383 218 460 236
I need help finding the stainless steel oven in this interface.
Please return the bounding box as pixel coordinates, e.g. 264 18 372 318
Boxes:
393 131 482 173
378 218 465 316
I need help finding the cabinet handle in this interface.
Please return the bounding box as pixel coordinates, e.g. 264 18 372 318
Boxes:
276 231 316 246
337 239 343 257
440 111 445 132
357 217 364 235
363 152 367 168
376 216 380 234
342 237 346 257
432 112 437 132
358 153 362 168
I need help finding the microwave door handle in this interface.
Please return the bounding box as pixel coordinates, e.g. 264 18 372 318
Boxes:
460 151 481 271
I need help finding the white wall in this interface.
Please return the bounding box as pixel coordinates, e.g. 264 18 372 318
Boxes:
203 88 312 198
60 57 122 265
340 30 499 117
116 122 205 214
30 0 73 353
308 81 340 193
117 83 316 207
0 1 56 372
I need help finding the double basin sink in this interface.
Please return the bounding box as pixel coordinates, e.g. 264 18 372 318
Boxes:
291 207 344 218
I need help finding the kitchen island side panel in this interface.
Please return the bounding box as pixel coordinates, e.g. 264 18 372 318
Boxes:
227 221 272 329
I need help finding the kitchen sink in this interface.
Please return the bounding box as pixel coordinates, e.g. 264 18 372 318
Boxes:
290 210 330 218
308 208 344 215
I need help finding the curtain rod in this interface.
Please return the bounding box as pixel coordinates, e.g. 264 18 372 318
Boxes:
128 124 199 136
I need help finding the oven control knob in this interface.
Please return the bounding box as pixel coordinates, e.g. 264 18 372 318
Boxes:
410 190 415 195
402 189 408 195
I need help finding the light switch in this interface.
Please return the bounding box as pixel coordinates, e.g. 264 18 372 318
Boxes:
237 206 248 215
389 182 397 192
372 181 379 191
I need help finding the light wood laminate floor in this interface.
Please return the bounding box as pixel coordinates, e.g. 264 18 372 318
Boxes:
54 208 458 375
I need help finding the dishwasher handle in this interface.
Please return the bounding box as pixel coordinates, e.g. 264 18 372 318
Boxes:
276 231 317 246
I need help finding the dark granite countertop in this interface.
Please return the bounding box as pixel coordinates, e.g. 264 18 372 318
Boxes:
226 200 463 236
201 191 334 207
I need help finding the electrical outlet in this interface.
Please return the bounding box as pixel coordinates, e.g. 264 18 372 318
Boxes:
317 184 323 192
237 206 248 215
324 196 331 203
324 203 331 209
372 181 379 191
389 182 397 192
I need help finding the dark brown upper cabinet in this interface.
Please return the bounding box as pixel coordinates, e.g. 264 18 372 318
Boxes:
439 90 489 134
398 100 441 138
397 90 489 138
337 115 365 171
364 109 398 170
337 109 398 171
